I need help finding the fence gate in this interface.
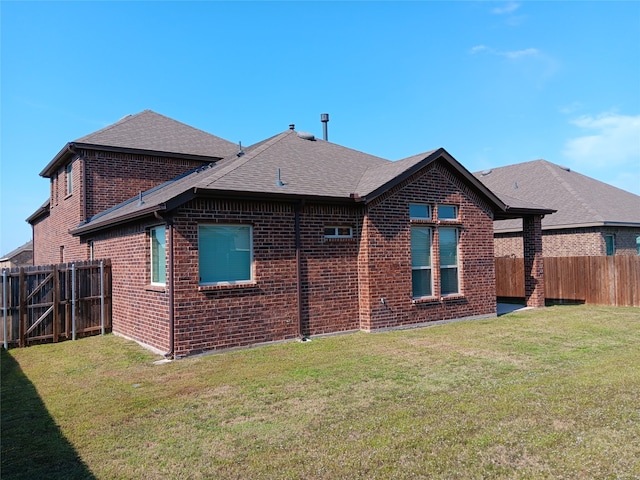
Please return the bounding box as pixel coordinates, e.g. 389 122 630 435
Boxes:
1 260 112 348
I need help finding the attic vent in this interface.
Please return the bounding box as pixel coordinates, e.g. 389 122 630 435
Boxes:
481 169 492 176
560 165 571 172
297 131 315 141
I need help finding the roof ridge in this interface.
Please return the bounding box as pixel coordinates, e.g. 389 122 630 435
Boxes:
74 110 149 142
543 161 604 222
195 130 294 188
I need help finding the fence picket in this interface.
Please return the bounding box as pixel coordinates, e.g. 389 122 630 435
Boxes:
0 260 112 348
496 256 640 307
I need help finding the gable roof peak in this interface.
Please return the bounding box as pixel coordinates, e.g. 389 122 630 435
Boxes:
40 110 236 177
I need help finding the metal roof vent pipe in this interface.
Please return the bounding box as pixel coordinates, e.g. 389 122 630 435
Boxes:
321 113 329 141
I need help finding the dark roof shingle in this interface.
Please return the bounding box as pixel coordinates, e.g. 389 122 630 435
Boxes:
474 159 640 231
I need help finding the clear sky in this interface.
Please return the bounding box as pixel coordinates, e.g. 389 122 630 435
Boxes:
2 1 639 255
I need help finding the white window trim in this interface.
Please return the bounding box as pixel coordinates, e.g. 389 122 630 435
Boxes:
411 226 434 299
198 224 254 286
324 226 353 239
150 226 166 286
410 203 432 221
437 204 458 221
66 162 73 196
439 228 460 296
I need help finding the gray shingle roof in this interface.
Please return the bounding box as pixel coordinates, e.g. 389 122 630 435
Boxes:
0 241 33 262
474 159 640 232
73 129 515 235
74 110 236 158
40 110 236 177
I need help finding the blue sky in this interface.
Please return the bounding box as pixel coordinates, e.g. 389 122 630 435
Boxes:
2 1 639 255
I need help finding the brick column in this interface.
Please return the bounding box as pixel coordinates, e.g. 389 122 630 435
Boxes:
523 215 545 308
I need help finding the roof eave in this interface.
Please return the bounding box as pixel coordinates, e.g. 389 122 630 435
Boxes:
40 142 225 178
71 188 360 237
495 220 640 233
494 206 557 221
26 201 51 224
360 148 508 214
70 204 168 236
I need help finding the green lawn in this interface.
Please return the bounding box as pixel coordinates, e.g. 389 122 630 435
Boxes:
2 305 640 479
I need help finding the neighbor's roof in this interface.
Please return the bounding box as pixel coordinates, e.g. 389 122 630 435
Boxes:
40 110 237 177
0 240 33 262
474 159 640 232
72 129 531 235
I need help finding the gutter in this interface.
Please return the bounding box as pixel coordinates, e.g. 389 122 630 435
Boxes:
70 204 167 236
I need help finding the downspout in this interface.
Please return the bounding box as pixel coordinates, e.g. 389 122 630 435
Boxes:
155 212 175 358
295 202 304 339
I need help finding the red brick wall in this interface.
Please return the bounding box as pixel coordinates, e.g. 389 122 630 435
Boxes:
299 204 361 336
170 199 300 356
82 149 207 219
88 222 171 353
33 157 84 264
359 161 497 331
33 149 208 265
495 227 640 257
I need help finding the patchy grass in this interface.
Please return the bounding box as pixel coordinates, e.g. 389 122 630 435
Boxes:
2 305 640 479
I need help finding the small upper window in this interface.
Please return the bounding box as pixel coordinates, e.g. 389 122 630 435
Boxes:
66 162 73 195
636 236 640 255
324 226 353 239
438 205 458 220
410 204 431 220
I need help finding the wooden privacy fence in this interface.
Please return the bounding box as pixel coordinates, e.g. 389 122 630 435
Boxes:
1 260 112 348
496 256 640 307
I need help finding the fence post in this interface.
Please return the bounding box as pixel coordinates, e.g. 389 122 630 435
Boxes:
19 267 26 347
100 260 105 335
71 263 76 341
53 264 59 343
2 269 7 350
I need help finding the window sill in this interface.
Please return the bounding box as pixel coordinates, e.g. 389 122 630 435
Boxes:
198 281 257 292
64 193 73 200
441 294 465 301
145 284 166 292
323 237 356 243
412 294 465 304
412 296 439 304
410 219 436 225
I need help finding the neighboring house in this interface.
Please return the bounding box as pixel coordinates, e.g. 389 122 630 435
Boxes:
474 160 640 257
28 111 552 357
0 241 33 269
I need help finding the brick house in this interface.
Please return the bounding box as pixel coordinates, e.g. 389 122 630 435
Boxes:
474 160 640 257
0 241 33 269
28 111 552 357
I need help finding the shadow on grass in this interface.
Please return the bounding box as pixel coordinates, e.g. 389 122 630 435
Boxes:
1 349 96 480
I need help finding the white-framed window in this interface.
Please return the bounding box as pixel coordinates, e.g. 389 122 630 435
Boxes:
636 236 640 255
150 226 166 285
66 162 73 196
410 203 431 220
411 227 433 298
199 224 253 285
437 205 458 220
324 226 353 239
439 228 459 295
